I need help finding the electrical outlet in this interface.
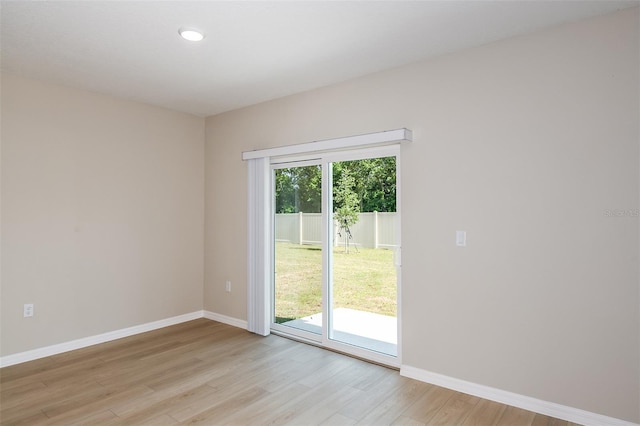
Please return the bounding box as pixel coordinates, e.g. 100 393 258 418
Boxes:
24 304 34 318
225 281 231 292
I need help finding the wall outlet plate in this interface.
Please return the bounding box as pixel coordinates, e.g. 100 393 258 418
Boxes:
24 303 34 317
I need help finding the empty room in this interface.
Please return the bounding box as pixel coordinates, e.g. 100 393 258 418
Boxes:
1 1 638 425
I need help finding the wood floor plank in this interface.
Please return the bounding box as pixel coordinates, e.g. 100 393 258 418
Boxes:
254 369 369 425
320 413 359 426
0 404 44 425
294 352 353 388
0 319 577 426
65 409 122 426
1 410 50 426
143 356 236 392
171 352 322 423
531 413 570 426
99 356 206 388
356 376 433 425
229 381 321 425
112 383 218 421
0 380 46 402
399 382 455 424
0 357 54 385
167 382 260 422
178 385 269 425
461 398 508 425
219 382 311 425
339 367 405 421
496 405 537 425
390 415 427 426
41 384 152 422
426 392 480 425
280 382 363 425
137 414 180 426
0 373 108 423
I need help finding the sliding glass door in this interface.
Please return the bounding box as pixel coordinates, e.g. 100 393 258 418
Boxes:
328 156 398 357
273 162 323 338
271 147 400 365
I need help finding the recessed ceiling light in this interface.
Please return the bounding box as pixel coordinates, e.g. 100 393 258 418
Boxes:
179 28 204 42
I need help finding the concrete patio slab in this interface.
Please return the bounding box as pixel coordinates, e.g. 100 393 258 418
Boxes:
282 308 397 356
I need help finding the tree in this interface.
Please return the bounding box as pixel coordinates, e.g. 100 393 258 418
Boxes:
359 157 396 212
274 156 397 215
332 157 396 213
333 168 359 253
275 165 321 213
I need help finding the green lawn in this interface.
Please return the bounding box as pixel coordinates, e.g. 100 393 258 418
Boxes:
274 242 397 323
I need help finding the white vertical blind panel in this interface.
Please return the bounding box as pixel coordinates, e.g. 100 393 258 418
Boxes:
247 157 271 336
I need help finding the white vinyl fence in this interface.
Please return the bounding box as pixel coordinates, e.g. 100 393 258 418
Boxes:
275 212 397 249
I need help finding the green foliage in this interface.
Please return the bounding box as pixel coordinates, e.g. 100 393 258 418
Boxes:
274 156 397 214
333 157 396 213
333 167 359 230
275 165 321 213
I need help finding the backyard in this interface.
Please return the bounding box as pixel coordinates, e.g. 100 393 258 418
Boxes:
274 242 397 323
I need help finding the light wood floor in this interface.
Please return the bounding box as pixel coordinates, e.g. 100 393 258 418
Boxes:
1 319 579 425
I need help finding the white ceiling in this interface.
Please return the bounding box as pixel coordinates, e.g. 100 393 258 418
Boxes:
1 1 637 117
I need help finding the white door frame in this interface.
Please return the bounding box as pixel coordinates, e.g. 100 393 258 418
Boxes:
270 145 402 367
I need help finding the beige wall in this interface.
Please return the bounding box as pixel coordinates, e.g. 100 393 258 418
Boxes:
1 74 205 356
204 8 639 423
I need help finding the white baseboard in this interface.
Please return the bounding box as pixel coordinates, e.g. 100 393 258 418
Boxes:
203 310 248 330
400 365 639 426
0 310 250 368
0 311 204 368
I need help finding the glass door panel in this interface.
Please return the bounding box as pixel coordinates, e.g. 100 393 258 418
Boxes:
329 157 398 356
273 164 323 336
271 148 400 365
